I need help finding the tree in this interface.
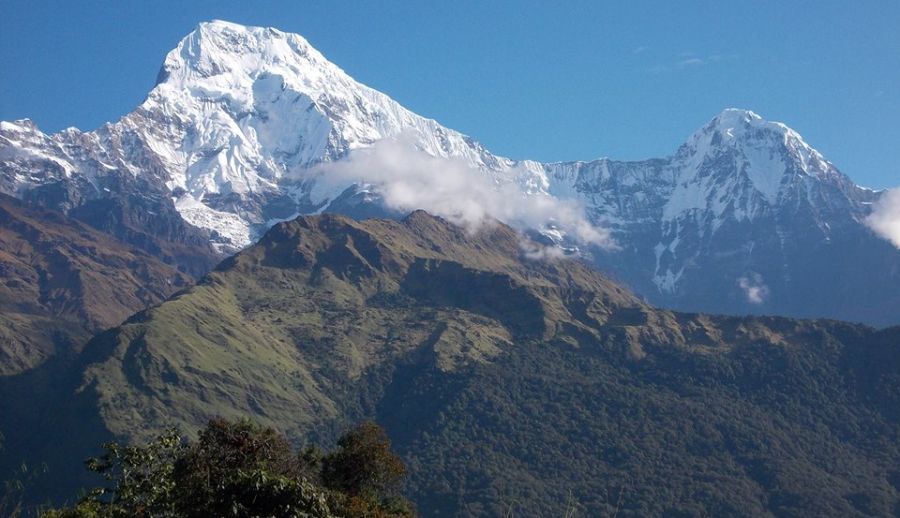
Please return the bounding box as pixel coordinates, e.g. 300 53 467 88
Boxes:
322 421 406 499
42 418 414 518
214 469 332 518
172 418 301 515
46 429 184 518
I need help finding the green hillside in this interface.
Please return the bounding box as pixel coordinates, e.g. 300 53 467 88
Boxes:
4 211 899 516
0 194 194 375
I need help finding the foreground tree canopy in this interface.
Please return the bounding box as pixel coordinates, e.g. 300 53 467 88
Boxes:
43 419 413 518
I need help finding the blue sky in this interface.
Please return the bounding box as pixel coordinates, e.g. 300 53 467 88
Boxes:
2 0 898 187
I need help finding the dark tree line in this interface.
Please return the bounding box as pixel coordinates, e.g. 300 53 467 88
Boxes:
43 419 413 518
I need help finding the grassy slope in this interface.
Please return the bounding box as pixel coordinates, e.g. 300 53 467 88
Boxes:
0 194 194 375
10 211 900 515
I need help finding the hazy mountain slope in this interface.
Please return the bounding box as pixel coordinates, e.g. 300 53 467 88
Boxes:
0 194 193 374
8 211 896 516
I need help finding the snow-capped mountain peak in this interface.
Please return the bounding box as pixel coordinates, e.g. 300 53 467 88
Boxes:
0 21 559 252
706 107 764 131
155 20 341 99
685 108 832 177
147 19 518 182
636 108 877 297
668 108 843 214
538 108 878 297
122 20 545 249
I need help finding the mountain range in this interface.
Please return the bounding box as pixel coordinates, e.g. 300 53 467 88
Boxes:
2 20 900 517
2 20 899 326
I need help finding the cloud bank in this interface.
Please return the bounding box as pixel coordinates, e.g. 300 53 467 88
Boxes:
865 189 900 248
303 137 614 248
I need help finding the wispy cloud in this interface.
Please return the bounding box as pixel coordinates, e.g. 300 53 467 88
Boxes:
646 53 738 74
632 45 649 55
677 57 706 68
866 188 900 248
738 273 770 304
299 136 615 249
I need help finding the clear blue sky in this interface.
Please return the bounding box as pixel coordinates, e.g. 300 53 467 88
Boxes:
2 0 898 187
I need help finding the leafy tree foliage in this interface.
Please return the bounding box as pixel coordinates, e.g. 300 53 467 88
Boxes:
172 418 302 516
84 428 182 517
211 469 332 518
322 421 405 498
322 421 411 517
43 419 413 518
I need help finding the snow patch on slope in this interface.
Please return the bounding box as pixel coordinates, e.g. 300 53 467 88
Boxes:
175 195 252 251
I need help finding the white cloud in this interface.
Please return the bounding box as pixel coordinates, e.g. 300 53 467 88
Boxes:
520 240 568 261
646 53 738 74
678 57 705 68
299 136 615 249
738 274 770 304
865 188 900 248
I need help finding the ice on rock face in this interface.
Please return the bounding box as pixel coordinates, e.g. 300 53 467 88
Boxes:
175 195 251 253
0 119 80 193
